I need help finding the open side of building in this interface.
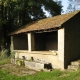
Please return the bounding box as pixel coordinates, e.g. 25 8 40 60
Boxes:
10 11 80 70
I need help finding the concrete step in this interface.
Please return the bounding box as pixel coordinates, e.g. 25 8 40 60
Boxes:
24 61 52 71
71 61 80 66
68 65 79 71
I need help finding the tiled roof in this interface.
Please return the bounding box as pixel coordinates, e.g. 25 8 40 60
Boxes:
10 11 80 35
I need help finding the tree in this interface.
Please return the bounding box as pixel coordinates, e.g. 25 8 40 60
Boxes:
75 0 80 10
0 0 62 50
67 0 80 13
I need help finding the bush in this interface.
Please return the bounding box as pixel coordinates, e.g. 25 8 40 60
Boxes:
10 51 15 58
16 59 25 66
0 49 10 60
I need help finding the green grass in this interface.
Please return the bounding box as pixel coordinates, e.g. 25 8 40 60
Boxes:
0 58 80 80
0 58 10 65
0 68 80 80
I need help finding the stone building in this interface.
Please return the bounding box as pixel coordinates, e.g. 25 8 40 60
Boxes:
10 11 80 70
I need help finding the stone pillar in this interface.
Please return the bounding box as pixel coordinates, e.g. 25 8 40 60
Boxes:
28 33 35 51
58 28 65 69
10 36 14 51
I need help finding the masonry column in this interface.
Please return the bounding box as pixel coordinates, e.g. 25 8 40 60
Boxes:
58 28 65 69
28 33 35 52
10 36 14 51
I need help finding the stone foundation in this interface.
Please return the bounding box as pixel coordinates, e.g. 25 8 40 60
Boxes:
25 61 52 71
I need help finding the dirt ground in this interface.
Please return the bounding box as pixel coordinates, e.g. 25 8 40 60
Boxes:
0 64 38 76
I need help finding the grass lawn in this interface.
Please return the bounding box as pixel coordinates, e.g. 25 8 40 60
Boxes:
0 58 80 80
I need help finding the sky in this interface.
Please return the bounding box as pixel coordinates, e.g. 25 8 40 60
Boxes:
45 0 69 17
62 0 80 13
61 0 68 13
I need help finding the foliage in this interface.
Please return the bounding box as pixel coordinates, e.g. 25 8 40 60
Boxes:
0 58 80 80
16 59 25 66
67 0 80 13
0 49 10 60
0 64 80 80
0 58 10 65
10 51 16 58
0 0 62 50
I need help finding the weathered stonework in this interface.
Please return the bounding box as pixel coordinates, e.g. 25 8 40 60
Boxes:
25 61 52 71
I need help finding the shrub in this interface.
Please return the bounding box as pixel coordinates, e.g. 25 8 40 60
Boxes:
16 59 25 66
10 51 15 58
0 49 10 60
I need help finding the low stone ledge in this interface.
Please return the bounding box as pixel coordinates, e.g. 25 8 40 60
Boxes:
71 61 80 66
24 61 52 71
11 58 52 71
11 58 16 64
68 65 79 71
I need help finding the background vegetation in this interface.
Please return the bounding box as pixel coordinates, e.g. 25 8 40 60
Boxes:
0 0 62 52
67 0 80 13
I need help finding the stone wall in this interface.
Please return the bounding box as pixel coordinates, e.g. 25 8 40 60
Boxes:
14 51 60 69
